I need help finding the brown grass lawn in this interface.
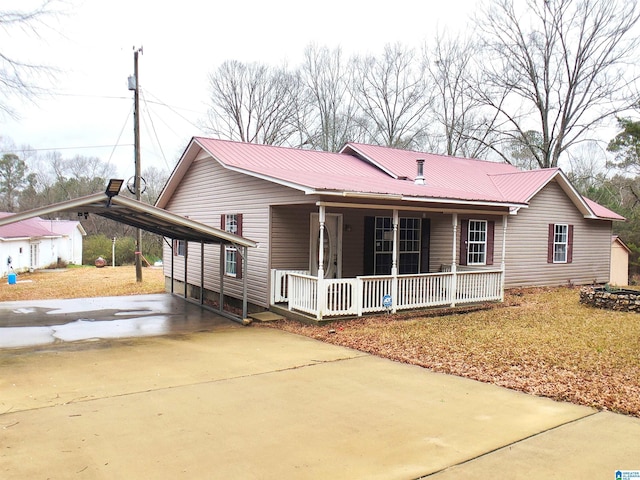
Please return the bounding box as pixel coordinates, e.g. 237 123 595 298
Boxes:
0 265 165 301
264 287 640 418
1 268 639 417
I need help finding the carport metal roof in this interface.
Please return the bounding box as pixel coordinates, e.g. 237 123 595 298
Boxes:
0 190 257 323
0 192 256 248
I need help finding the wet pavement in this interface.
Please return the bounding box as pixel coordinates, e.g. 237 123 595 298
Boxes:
0 293 238 349
1 296 639 478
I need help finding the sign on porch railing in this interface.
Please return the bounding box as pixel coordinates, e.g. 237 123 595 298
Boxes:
382 294 392 313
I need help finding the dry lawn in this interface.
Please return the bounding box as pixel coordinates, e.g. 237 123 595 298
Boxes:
0 266 165 301
2 269 639 417
264 287 640 418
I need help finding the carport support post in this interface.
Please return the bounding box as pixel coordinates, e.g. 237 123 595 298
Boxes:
170 238 174 294
219 243 225 315
200 242 204 305
242 245 248 319
184 242 188 298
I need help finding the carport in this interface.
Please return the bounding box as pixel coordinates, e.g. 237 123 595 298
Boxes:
0 182 257 322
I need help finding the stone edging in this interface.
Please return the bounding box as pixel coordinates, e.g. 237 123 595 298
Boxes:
579 285 640 312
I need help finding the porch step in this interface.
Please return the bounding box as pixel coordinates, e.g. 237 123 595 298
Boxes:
248 311 285 322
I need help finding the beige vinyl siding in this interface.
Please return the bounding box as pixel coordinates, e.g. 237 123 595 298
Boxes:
505 180 612 288
429 214 455 271
428 214 506 272
270 205 314 271
162 153 311 307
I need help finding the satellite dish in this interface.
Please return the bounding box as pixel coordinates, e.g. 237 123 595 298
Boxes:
126 176 147 195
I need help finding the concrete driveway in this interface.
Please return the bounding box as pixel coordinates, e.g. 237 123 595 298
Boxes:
1 295 639 479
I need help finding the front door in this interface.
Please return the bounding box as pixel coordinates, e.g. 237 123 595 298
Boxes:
310 213 342 278
30 243 39 271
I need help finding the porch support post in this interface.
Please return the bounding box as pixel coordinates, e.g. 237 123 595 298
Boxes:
317 205 326 320
391 209 399 313
451 213 458 307
500 214 508 302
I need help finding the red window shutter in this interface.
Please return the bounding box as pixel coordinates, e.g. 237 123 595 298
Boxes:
486 221 495 265
547 224 554 263
459 219 468 266
220 214 226 230
567 224 573 264
236 214 243 279
236 214 243 237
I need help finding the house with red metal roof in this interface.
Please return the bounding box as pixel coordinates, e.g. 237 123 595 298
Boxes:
156 137 623 320
0 214 86 277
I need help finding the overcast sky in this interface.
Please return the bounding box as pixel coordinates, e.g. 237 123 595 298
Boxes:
2 0 475 179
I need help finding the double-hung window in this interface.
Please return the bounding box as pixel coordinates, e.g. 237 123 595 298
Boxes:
222 213 243 278
547 223 573 264
554 224 568 263
174 239 186 257
460 219 494 266
467 220 487 265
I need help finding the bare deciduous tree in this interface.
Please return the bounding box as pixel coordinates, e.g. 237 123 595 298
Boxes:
299 44 365 152
0 0 61 117
205 60 302 146
425 33 496 158
474 0 640 168
350 43 431 149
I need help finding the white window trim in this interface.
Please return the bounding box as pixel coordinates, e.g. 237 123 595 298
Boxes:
175 239 186 257
224 214 238 277
467 219 487 266
553 223 569 264
224 245 237 277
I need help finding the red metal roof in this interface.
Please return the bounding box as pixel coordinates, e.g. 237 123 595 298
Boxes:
0 213 61 239
195 138 517 204
584 197 625 221
190 137 622 218
38 219 83 236
488 169 561 203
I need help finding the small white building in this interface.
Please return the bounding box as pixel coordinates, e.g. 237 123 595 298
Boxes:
0 213 86 277
610 235 630 286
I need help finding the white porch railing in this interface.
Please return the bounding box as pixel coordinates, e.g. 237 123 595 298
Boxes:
270 269 309 304
276 268 503 320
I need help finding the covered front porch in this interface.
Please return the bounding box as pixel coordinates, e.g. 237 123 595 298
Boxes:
270 202 509 320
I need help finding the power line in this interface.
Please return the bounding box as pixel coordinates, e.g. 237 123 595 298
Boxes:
142 89 205 131
0 144 133 154
140 89 170 170
106 104 134 168
51 92 132 101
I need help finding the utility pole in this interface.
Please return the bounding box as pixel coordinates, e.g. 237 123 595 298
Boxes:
131 46 143 282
